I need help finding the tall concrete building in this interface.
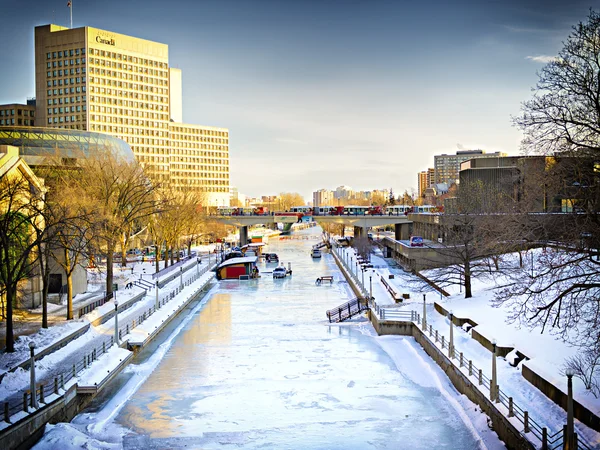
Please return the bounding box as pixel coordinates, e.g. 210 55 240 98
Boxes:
418 171 428 198
313 189 334 207
0 103 36 127
34 24 229 206
434 149 506 185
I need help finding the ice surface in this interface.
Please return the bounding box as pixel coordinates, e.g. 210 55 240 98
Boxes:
33 229 504 449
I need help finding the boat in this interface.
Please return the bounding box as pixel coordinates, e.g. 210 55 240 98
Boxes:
215 256 259 280
311 248 322 258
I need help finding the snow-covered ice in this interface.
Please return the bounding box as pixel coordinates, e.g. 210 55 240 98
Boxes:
34 229 505 449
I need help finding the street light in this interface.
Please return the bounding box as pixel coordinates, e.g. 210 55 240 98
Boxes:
566 368 575 449
29 342 38 409
114 300 119 346
422 294 427 329
448 311 454 359
491 338 497 402
155 281 159 310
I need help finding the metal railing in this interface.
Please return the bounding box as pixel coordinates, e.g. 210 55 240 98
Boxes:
328 237 591 450
77 291 113 318
1 260 215 426
151 251 198 280
409 311 591 450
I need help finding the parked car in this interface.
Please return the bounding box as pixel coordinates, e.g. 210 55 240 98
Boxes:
273 266 287 278
264 252 279 263
409 236 424 247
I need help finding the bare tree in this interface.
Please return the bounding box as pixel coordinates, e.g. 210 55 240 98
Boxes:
0 158 46 352
277 192 305 211
425 181 500 298
72 149 157 296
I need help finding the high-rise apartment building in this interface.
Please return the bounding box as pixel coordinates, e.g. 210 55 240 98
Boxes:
418 171 428 198
313 189 334 207
34 24 229 206
434 150 506 185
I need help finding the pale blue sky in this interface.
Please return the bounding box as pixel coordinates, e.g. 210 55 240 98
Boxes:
0 0 594 200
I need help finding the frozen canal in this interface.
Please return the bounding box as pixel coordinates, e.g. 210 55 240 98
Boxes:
35 228 504 449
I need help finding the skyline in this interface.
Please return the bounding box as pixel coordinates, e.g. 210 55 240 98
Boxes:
0 0 595 201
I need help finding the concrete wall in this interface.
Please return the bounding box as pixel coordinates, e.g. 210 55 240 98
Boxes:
522 364 600 432
367 313 535 450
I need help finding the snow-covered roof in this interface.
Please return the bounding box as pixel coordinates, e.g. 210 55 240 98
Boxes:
217 256 258 268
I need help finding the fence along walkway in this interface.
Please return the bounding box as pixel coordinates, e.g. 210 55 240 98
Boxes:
0 262 214 430
370 302 592 450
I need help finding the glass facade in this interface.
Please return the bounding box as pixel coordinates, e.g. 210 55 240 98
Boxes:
0 126 135 164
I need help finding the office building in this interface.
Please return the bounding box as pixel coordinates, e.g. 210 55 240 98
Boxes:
434 149 506 185
34 24 229 206
0 103 36 127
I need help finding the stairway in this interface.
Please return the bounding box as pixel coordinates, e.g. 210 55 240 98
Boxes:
326 298 368 323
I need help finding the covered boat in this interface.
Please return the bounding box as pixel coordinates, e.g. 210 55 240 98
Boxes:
216 256 259 280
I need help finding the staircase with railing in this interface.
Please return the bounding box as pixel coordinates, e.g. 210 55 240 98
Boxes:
326 298 368 323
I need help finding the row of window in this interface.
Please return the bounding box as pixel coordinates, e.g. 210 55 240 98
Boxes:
47 87 86 96
89 124 173 136
170 156 229 164
171 128 228 138
47 116 82 124
47 48 84 59
47 77 86 87
88 95 168 113
88 85 167 104
88 106 166 122
46 58 85 69
89 60 167 80
47 67 85 77
47 96 84 106
89 75 167 94
88 48 167 69
48 105 85 114
172 136 228 144
0 109 35 117
172 150 229 158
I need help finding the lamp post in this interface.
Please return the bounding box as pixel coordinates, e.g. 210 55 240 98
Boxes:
566 368 575 449
180 266 183 289
29 342 38 409
369 273 373 303
155 281 159 310
491 339 497 402
448 311 454 359
422 294 427 329
197 257 200 276
114 300 119 346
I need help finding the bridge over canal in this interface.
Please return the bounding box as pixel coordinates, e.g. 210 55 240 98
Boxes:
210 212 414 244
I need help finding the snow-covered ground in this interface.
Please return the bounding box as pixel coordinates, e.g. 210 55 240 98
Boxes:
4 227 599 448
0 246 218 403
32 229 506 449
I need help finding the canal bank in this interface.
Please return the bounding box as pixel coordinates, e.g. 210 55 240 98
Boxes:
1 265 216 450
32 228 505 449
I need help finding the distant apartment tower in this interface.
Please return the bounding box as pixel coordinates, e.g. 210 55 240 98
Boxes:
313 189 334 207
418 169 435 198
434 149 506 185
334 185 353 200
427 167 435 186
0 103 36 127
34 24 229 206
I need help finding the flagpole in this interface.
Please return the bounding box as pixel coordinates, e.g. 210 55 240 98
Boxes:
70 1 73 29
